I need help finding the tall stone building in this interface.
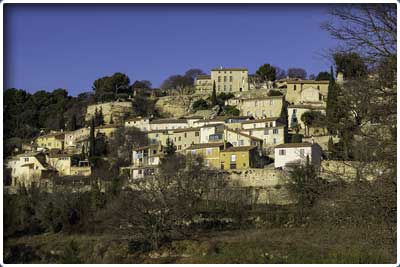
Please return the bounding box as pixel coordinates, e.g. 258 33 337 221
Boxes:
195 67 249 94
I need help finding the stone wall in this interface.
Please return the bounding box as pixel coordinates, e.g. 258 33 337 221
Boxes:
224 168 294 205
85 101 133 124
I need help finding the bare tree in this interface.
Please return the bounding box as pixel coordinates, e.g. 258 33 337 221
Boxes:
322 4 396 64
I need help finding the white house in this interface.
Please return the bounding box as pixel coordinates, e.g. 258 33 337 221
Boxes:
150 118 189 131
274 142 322 169
199 124 225 143
125 116 151 131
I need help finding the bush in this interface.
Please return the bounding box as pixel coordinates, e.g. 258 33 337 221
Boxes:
128 240 153 253
267 90 283 96
192 99 209 111
218 92 235 101
291 133 303 143
223 106 240 116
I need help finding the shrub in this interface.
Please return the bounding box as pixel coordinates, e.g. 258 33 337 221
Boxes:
218 92 235 101
267 90 283 96
192 99 209 111
223 106 240 116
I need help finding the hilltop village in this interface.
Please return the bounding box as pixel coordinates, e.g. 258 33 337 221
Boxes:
5 66 355 199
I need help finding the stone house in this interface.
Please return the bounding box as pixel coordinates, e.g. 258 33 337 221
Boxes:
285 80 329 105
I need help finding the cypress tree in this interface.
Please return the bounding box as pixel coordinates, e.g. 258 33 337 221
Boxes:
326 66 339 134
70 114 77 131
98 107 105 126
109 114 114 125
89 118 96 157
211 81 217 106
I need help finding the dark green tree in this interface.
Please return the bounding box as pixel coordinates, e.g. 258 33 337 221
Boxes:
165 137 176 156
333 52 368 79
69 114 77 131
315 71 332 81
89 118 96 157
109 114 114 124
211 81 217 106
326 66 341 134
58 114 65 130
256 64 277 81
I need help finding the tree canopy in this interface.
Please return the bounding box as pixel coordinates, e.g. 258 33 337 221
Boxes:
288 68 307 79
256 64 277 81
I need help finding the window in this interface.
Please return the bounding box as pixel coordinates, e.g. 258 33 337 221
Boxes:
218 76 221 82
178 136 181 141
294 85 297 90
218 85 220 90
253 124 256 128
195 131 199 136
206 148 212 155
230 76 233 82
239 140 244 146
24 158 29 162
264 129 269 135
279 149 285 155
262 110 266 117
178 145 182 150
184 133 187 138
273 129 278 134
249 130 252 135
273 138 277 144
293 109 297 114
224 76 227 82
317 85 320 90
231 154 236 162
300 149 305 157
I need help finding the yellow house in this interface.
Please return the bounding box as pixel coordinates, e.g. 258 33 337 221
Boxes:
36 132 65 150
47 153 91 177
186 142 226 169
220 146 257 170
286 80 329 105
233 96 284 119
95 124 121 139
147 127 201 152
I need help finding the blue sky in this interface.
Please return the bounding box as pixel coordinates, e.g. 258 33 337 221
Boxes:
4 4 340 96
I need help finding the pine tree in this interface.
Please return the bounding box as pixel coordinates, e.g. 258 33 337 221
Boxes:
328 136 334 159
89 118 96 157
211 81 217 106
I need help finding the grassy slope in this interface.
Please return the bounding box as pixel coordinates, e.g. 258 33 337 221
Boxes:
4 225 394 264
